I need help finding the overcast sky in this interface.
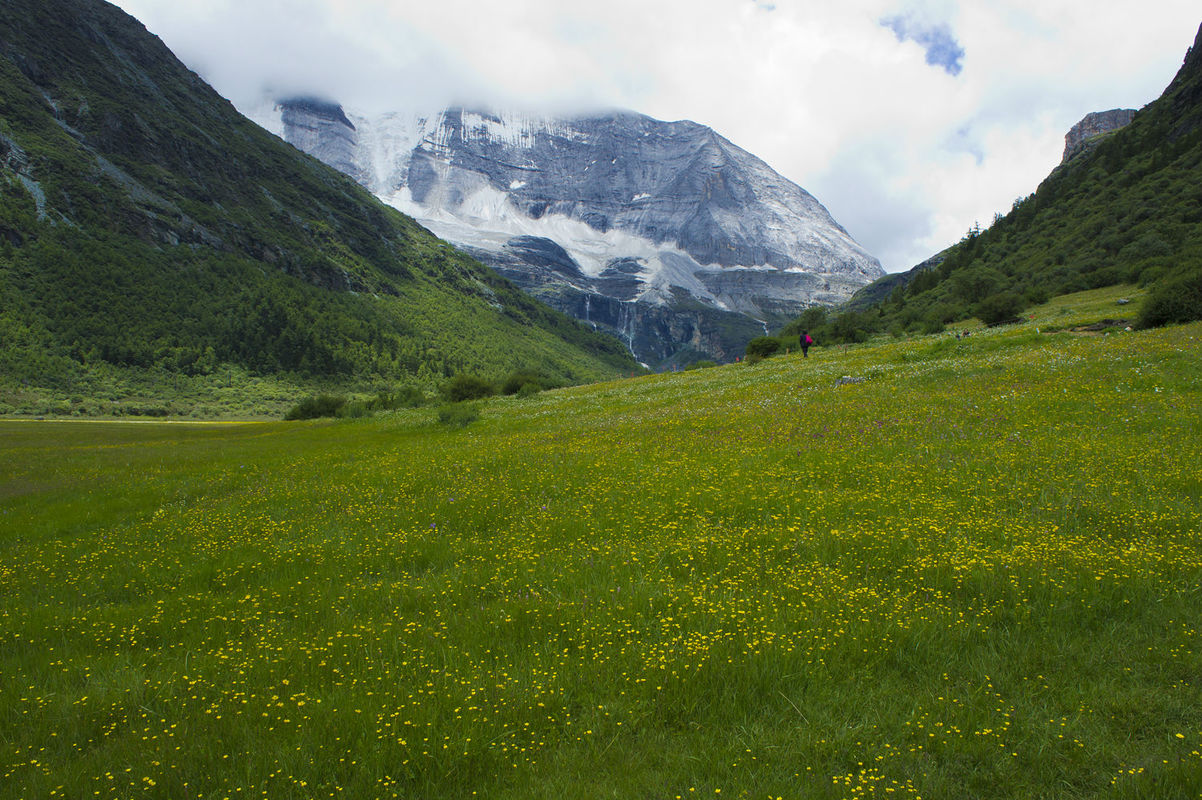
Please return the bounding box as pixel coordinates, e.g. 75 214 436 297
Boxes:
110 0 1200 272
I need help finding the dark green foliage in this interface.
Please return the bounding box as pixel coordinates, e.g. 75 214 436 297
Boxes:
371 386 427 410
501 370 557 395
515 382 542 399
828 311 874 343
950 266 1004 304
974 292 1027 326
437 402 480 428
1136 267 1202 328
745 336 782 359
284 394 347 420
918 314 946 335
442 374 497 402
0 0 636 413
780 307 828 338
684 360 718 370
337 400 371 419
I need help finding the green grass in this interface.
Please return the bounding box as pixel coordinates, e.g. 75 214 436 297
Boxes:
2 321 1200 799
1024 284 1148 330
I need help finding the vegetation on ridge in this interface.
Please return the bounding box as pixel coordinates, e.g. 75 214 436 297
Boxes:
0 0 636 417
783 21 1202 347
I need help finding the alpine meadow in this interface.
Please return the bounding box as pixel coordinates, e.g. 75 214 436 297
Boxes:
3 296 1201 799
3 0 1202 797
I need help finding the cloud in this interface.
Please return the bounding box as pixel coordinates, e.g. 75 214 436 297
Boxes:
109 0 1202 272
881 12 965 75
111 0 487 113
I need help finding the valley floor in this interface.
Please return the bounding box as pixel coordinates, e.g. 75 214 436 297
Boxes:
1 302 1199 798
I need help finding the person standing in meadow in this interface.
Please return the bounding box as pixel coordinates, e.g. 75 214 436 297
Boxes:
801 331 812 358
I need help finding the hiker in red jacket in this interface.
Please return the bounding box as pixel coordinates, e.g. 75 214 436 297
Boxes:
801 331 813 358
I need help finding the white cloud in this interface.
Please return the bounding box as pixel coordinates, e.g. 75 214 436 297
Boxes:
111 0 1201 272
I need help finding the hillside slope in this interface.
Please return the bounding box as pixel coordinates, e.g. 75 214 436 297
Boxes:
0 0 636 413
834 21 1202 338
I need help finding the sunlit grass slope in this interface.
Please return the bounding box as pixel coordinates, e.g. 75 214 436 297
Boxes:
2 317 1200 799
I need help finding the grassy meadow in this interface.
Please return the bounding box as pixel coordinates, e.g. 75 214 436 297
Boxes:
2 295 1200 799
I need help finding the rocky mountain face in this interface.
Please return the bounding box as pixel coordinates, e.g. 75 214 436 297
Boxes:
1062 109 1136 162
258 102 884 365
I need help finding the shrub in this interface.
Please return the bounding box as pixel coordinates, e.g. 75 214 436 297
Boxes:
502 370 554 395
442 374 496 402
371 385 426 410
828 311 875 344
516 382 541 399
950 266 1003 304
284 394 347 420
745 336 781 359
337 401 371 419
684 360 718 370
1136 269 1202 329
781 306 828 338
1023 286 1050 306
974 292 1026 326
437 402 480 428
919 316 946 335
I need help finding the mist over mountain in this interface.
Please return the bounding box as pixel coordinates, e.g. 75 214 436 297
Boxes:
257 101 883 366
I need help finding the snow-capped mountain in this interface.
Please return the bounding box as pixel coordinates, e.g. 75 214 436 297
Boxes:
255 99 884 365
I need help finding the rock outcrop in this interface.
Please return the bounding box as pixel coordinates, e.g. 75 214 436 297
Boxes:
1063 109 1136 162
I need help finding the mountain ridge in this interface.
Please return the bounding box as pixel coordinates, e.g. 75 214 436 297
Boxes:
0 0 636 416
829 20 1202 341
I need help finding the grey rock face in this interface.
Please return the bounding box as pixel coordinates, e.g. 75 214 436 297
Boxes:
263 100 884 365
277 98 365 185
1063 109 1136 162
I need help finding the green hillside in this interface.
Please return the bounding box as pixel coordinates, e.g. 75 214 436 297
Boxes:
807 21 1202 342
3 309 1199 798
0 0 636 416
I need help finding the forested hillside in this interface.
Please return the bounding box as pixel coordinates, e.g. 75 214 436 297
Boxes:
0 0 635 415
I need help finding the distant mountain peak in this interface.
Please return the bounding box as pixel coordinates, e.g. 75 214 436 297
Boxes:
263 99 883 365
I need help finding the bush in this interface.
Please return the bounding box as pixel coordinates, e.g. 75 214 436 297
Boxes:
781 306 828 338
437 402 480 428
337 401 371 419
828 311 875 344
974 292 1026 326
284 394 347 420
1023 286 1050 306
1136 269 1202 329
516 382 541 399
502 370 554 395
442 374 496 402
919 315 946 335
684 360 718 370
745 336 782 359
371 385 426 410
